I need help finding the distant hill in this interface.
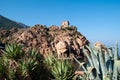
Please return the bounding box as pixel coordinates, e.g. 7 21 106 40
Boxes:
0 15 29 29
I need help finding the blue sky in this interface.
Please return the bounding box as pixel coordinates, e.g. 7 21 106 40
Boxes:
0 0 120 45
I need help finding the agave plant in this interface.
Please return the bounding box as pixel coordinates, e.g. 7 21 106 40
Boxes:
0 56 19 80
0 43 50 80
52 59 75 80
74 42 120 80
18 50 40 79
0 57 6 80
0 43 23 80
19 57 38 80
2 43 24 61
18 49 50 80
44 53 75 80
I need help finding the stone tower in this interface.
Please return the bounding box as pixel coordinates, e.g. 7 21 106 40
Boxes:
61 20 70 28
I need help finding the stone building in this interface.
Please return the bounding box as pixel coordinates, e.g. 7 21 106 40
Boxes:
61 20 70 28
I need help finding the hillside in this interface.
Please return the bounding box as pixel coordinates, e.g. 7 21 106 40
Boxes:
0 15 28 29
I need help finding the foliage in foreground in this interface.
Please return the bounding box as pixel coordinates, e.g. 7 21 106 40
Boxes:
0 43 75 80
74 42 120 80
0 42 120 80
44 53 75 80
0 43 50 80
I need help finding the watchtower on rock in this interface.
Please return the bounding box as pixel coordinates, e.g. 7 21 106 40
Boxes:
61 21 70 28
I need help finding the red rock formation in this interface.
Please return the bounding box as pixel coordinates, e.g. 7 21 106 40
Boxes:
1 23 89 60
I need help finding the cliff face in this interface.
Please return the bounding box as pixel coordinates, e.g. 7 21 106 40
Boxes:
0 22 89 59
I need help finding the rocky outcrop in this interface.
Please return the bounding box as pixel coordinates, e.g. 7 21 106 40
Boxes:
1 22 89 59
55 41 68 58
94 42 107 51
94 42 108 55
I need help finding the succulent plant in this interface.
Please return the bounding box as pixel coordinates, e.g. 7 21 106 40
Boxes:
0 43 50 80
44 53 75 80
73 42 120 80
2 43 24 61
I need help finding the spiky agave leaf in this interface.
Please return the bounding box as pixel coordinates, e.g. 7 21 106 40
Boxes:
85 45 100 74
19 57 38 79
44 53 55 67
113 42 119 80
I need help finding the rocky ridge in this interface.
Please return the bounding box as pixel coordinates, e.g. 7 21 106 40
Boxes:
0 21 89 59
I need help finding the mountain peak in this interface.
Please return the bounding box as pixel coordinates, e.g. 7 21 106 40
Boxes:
0 15 29 29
